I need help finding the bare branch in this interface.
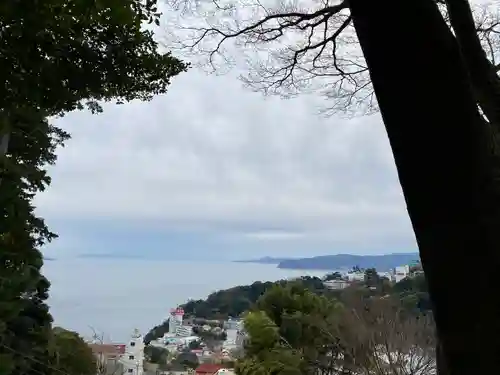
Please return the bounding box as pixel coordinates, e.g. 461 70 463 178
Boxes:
163 0 500 117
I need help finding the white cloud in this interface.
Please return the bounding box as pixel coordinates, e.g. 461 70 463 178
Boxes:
35 67 416 254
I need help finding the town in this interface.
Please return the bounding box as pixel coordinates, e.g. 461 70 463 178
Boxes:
87 261 423 375
322 260 423 290
89 308 245 375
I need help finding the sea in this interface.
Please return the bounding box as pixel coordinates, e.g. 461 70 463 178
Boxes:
42 258 325 343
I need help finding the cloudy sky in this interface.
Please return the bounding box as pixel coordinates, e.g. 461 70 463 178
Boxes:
35 25 417 260
35 68 416 260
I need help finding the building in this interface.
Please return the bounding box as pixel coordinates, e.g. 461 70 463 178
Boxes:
89 329 144 375
90 343 126 361
222 329 239 350
235 330 246 348
393 265 410 283
176 325 194 337
323 279 350 290
224 318 242 331
345 271 365 282
121 329 145 375
169 308 185 336
90 343 126 375
195 364 224 375
215 370 235 375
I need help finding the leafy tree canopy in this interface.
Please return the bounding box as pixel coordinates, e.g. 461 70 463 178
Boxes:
237 283 436 375
0 0 188 120
144 345 169 365
1 2 187 375
145 272 431 344
50 327 96 375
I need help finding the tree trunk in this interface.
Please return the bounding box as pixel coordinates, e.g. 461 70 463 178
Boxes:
0 131 10 188
445 0 500 127
350 0 500 374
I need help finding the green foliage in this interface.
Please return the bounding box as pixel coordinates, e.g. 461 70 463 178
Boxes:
188 339 202 350
50 327 96 375
181 281 279 319
238 311 302 375
144 319 169 344
0 113 62 375
242 311 280 353
0 0 188 120
144 270 433 373
193 327 227 341
144 345 169 365
237 281 435 375
1 2 187 375
238 285 343 375
173 350 199 369
391 273 431 313
363 268 380 287
324 272 344 281
236 349 303 375
180 278 326 320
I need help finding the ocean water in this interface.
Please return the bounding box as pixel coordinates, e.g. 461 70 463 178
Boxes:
42 258 324 342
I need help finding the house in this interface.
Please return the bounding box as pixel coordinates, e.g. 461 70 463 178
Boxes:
195 364 224 375
89 329 145 375
90 344 126 375
323 279 350 290
90 344 126 361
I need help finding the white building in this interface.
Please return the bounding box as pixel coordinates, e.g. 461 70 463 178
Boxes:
222 329 240 350
394 265 410 283
224 318 242 331
346 271 365 282
176 325 193 337
323 279 350 290
169 308 185 335
120 329 145 375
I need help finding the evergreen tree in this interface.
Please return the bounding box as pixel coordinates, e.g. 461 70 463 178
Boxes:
0 1 187 374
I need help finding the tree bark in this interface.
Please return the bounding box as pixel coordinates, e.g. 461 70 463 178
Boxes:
0 131 10 188
445 0 500 126
350 0 500 374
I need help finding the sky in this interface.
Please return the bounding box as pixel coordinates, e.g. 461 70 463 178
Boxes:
34 11 417 261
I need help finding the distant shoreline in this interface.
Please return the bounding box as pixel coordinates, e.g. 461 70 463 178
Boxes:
235 253 420 272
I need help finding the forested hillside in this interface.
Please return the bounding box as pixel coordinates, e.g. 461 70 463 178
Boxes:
144 272 429 343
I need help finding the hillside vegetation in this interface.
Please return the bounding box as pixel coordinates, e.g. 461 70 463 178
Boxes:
144 272 429 344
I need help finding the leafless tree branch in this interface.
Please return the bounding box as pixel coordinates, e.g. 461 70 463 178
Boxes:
163 0 500 117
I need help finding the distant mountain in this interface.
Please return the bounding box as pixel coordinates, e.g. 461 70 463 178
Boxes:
235 256 295 264
277 253 420 271
77 253 144 259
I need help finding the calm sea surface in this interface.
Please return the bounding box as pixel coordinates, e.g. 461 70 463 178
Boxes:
42 259 324 342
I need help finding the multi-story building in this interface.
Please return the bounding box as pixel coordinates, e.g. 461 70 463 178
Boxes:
345 271 365 282
176 325 193 337
323 279 350 290
90 329 144 375
169 308 185 335
121 329 145 375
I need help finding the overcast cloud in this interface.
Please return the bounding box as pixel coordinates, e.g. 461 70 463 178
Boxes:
36 61 416 259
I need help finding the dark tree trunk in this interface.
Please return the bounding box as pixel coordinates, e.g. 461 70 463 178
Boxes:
349 0 500 374
445 0 500 126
